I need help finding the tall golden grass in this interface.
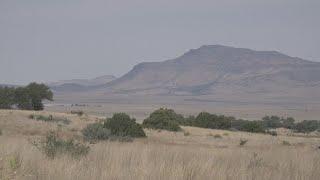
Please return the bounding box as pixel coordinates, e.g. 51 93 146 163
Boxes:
0 110 319 180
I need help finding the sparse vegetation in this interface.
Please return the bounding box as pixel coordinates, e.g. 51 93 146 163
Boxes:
29 114 70 125
9 153 21 170
143 108 182 131
183 131 190 136
82 123 111 141
1 110 320 180
32 132 89 159
71 110 84 116
214 134 222 139
282 141 291 146
240 139 248 146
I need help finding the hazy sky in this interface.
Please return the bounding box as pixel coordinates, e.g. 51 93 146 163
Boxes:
1 0 319 85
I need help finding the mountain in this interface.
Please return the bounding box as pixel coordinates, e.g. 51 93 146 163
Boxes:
100 45 320 99
49 75 115 92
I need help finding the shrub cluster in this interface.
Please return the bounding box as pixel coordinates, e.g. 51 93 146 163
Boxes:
294 120 320 133
104 113 146 137
192 112 233 130
262 116 320 133
29 114 70 125
142 108 182 131
82 113 146 141
32 132 89 159
0 83 53 111
82 123 111 141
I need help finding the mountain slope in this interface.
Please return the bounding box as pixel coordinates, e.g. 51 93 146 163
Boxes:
102 45 320 97
49 75 116 92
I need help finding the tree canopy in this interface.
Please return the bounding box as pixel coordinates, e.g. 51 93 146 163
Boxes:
0 82 53 110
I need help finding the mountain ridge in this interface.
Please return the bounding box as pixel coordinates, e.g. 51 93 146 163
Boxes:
98 45 319 97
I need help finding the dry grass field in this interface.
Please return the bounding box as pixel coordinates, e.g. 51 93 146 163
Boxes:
0 110 320 180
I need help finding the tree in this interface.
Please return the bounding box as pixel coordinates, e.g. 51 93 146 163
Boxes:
0 87 15 109
14 87 33 110
262 116 282 128
281 117 295 129
25 83 53 110
0 83 53 111
294 120 319 133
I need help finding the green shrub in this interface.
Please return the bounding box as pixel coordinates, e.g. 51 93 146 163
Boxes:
32 132 89 159
142 108 182 131
294 120 320 133
181 115 196 126
239 121 265 133
29 114 70 125
82 123 111 141
0 129 2 136
262 116 282 128
192 112 232 130
104 113 146 137
281 117 295 129
9 153 21 170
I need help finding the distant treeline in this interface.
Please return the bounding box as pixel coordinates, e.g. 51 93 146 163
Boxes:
142 108 320 134
0 83 53 110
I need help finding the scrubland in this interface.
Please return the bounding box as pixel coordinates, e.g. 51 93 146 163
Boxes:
0 110 319 180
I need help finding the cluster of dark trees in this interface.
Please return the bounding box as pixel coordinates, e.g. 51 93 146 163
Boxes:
142 108 320 134
0 83 53 111
82 113 146 141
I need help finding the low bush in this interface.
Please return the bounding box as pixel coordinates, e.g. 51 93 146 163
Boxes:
29 114 70 125
294 120 320 133
0 129 2 136
239 121 265 133
240 139 248 146
104 113 146 137
71 110 84 116
192 112 232 130
32 132 89 159
142 108 182 131
82 123 111 141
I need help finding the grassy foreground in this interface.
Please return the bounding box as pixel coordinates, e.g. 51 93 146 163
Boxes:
0 110 319 180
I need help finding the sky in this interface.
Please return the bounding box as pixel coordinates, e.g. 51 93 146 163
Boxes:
1 0 319 85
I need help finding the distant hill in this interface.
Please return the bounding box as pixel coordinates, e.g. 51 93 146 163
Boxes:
98 45 320 100
49 75 115 92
